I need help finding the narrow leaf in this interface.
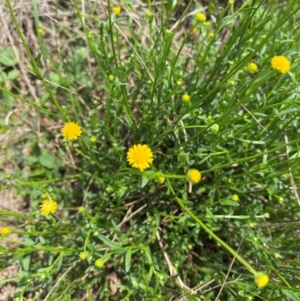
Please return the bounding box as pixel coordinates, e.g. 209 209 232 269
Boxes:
125 249 132 273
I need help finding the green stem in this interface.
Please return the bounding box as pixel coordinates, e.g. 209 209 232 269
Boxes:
210 214 267 219
0 209 34 220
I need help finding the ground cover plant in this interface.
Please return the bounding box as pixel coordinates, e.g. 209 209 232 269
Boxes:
0 0 300 300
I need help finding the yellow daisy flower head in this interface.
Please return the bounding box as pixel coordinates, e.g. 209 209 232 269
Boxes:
187 169 202 184
79 252 88 260
62 122 82 141
0 226 11 236
228 0 234 5
231 194 239 201
112 6 121 15
127 144 154 171
182 93 191 103
195 12 206 23
254 272 269 288
248 62 258 73
95 258 104 268
271 55 290 74
40 199 58 216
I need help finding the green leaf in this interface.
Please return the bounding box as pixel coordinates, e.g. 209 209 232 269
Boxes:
220 200 240 206
39 151 56 169
38 236 46 244
0 48 17 66
24 155 39 165
147 266 154 282
0 70 7 83
23 235 36 246
141 176 149 188
3 92 14 108
20 255 31 277
143 246 154 266
282 289 300 301
290 151 300 160
113 248 127 255
98 234 122 250
7 69 20 80
125 249 132 273
101 253 112 264
29 168 45 177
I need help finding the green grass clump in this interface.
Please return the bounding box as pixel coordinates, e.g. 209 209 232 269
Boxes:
1 0 300 299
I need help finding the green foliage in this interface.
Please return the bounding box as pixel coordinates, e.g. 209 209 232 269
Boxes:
1 0 300 300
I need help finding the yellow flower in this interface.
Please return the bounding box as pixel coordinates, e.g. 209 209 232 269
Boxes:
62 122 82 141
195 12 206 22
248 62 258 73
79 252 88 260
95 258 103 267
231 194 239 201
38 28 45 35
112 6 121 15
40 199 58 216
0 226 11 236
271 55 290 74
156 176 165 184
90 136 97 143
187 169 201 184
127 144 154 171
192 27 198 34
228 0 234 4
182 93 190 103
108 74 114 82
209 32 214 38
254 272 269 288
78 206 85 213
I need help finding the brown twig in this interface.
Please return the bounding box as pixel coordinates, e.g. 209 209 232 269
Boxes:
156 230 197 295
